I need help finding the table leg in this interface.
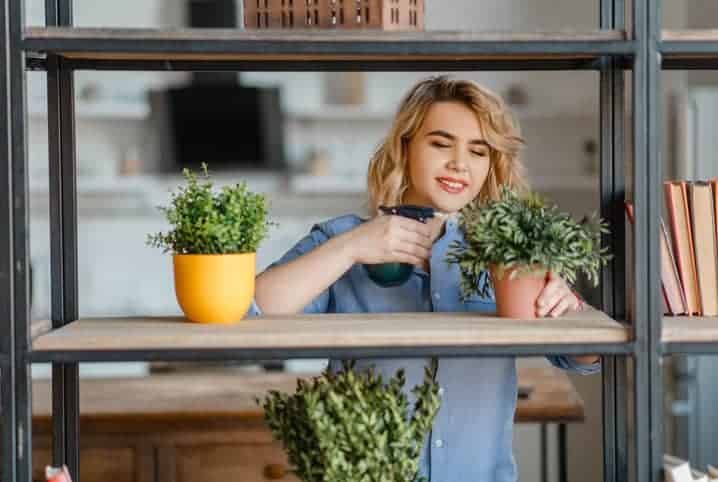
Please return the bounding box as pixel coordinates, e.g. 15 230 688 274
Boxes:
559 423 567 482
541 423 548 482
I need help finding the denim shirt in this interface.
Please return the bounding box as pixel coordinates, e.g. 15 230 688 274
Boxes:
250 214 600 482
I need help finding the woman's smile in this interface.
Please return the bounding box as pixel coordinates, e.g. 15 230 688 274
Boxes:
436 176 469 194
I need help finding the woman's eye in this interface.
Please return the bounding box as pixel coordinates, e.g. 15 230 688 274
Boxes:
431 142 450 149
472 150 488 157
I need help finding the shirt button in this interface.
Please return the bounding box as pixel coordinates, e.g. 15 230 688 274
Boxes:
438 387 445 397
434 439 444 448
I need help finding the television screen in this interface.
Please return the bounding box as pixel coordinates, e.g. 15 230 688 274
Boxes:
166 84 285 171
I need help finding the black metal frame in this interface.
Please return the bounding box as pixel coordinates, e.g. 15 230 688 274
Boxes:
0 0 689 481
4 0 34 480
1 1 17 482
599 0 628 480
28 342 636 363
45 0 80 478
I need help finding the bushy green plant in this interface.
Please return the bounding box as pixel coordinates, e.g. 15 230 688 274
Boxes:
258 360 441 482
446 185 612 299
147 163 272 254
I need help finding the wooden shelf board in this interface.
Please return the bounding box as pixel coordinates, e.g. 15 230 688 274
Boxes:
31 319 52 340
661 30 718 67
22 27 629 62
32 309 628 354
663 30 718 42
662 316 718 343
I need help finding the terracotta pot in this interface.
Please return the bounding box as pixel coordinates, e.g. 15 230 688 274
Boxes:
490 264 549 319
173 253 255 324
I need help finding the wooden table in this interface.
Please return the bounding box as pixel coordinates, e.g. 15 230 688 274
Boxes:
30 367 584 482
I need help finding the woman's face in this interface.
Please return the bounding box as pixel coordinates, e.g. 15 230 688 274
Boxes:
403 101 491 213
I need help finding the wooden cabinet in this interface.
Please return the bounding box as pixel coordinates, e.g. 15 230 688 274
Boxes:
31 446 149 482
170 444 296 482
30 372 303 482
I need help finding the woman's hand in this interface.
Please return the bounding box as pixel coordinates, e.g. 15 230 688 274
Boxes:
344 214 433 269
536 271 583 317
538 271 598 366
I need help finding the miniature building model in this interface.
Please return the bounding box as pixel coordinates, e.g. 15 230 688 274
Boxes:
245 0 424 30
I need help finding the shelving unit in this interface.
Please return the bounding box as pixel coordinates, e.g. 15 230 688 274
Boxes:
1 0 708 481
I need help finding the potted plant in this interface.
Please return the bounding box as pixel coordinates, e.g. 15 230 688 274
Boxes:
258 360 441 482
446 186 611 319
147 163 271 324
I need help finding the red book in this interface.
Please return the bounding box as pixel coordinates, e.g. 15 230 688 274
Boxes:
665 181 702 315
625 201 687 315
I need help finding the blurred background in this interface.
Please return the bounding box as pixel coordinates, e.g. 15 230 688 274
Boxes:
21 0 718 480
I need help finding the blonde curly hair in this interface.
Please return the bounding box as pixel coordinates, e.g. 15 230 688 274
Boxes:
367 75 528 214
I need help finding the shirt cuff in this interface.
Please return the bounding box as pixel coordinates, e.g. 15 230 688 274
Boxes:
549 355 601 375
246 298 263 317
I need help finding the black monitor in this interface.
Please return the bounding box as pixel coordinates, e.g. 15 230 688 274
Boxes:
151 84 286 172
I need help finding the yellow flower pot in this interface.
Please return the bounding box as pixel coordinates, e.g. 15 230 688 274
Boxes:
173 253 256 324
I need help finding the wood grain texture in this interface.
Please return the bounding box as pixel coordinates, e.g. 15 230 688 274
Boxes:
663 316 718 342
30 319 51 340
663 30 718 41
32 309 628 352
25 27 626 42
30 369 584 428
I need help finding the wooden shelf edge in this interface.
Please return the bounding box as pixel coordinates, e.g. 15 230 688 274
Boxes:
662 29 718 42
31 319 52 340
24 27 627 42
21 27 632 65
32 309 629 355
662 316 718 344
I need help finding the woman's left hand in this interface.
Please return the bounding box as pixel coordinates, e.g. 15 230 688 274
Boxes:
538 272 599 366
536 271 583 317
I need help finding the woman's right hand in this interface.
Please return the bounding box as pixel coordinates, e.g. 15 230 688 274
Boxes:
343 214 433 268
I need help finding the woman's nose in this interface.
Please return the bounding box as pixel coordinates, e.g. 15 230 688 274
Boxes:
447 148 469 172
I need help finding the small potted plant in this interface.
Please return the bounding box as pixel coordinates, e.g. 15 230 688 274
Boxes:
446 185 611 319
258 360 441 482
147 163 271 324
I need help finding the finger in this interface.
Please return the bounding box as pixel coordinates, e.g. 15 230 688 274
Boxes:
395 216 432 239
537 273 566 307
397 228 433 250
394 252 426 268
547 295 572 318
392 240 431 261
537 288 568 316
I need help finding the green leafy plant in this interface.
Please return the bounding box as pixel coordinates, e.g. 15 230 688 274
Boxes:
258 360 441 482
446 185 612 299
147 163 272 254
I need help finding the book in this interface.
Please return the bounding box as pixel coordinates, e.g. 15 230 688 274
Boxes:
45 466 72 482
688 181 718 316
662 219 689 315
625 202 687 315
665 181 702 315
664 454 718 482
